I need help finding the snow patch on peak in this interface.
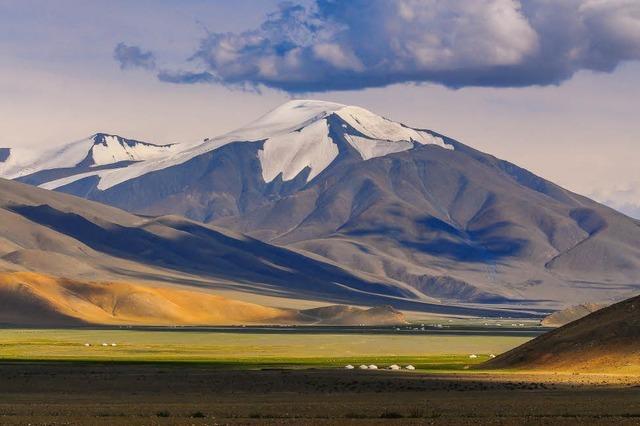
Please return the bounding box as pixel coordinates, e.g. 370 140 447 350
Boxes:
222 99 346 143
332 106 453 161
336 106 452 149
344 135 414 161
87 134 176 166
259 119 338 183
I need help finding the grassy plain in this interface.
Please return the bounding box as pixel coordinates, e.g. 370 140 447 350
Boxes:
0 328 532 369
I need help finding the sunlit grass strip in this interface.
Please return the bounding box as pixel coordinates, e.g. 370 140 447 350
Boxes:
0 355 485 371
0 328 529 370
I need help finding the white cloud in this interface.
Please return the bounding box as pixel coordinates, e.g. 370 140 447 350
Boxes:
148 0 640 92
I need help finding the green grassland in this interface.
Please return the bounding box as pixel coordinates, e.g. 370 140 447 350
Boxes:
0 329 531 370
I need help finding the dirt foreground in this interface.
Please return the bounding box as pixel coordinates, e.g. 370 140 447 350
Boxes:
0 363 638 425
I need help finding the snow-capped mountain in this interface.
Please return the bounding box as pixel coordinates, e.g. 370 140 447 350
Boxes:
3 100 640 311
2 100 452 191
0 133 178 185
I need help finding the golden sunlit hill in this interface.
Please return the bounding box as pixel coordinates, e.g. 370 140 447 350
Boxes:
0 272 407 327
485 294 640 374
0 272 293 326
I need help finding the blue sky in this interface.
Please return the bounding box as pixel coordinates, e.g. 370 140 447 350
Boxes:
1 0 639 217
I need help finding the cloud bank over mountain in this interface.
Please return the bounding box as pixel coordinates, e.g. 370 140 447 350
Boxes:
590 182 640 220
121 0 640 92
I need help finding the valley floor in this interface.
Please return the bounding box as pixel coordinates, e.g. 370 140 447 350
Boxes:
0 363 638 425
1 328 638 424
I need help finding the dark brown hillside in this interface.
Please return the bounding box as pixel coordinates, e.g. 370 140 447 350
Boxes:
485 294 640 373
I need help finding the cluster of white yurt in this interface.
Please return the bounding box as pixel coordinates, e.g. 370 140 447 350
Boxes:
346 364 416 370
83 342 117 347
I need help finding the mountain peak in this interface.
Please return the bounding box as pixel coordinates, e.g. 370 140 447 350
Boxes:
90 132 125 145
222 99 347 142
246 100 451 146
90 132 174 148
0 133 178 180
91 132 118 140
224 99 453 183
225 99 452 149
80 133 177 167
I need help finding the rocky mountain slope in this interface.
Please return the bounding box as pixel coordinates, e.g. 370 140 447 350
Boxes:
0 177 517 319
